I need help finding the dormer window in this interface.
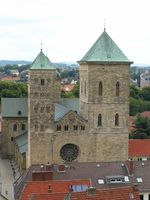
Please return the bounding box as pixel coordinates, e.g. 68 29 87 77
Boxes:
18 111 22 115
41 79 45 85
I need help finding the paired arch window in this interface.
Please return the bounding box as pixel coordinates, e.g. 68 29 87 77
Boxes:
64 125 68 131
115 113 119 126
41 79 45 85
57 125 61 131
116 82 120 96
74 125 78 131
81 125 85 131
98 114 102 127
99 81 103 96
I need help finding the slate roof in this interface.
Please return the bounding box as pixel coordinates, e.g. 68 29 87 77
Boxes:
79 30 132 63
1 98 79 121
14 132 28 154
129 139 150 157
1 98 28 118
30 50 55 70
55 103 70 121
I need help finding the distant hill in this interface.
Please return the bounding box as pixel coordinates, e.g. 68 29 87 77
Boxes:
0 60 32 66
0 60 79 68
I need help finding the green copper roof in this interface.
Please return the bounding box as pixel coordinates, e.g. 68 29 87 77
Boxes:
31 50 55 70
80 30 131 63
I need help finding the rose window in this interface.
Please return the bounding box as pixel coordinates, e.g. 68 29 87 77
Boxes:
60 144 79 162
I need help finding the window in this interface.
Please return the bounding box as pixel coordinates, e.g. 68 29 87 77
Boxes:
41 107 44 113
41 79 45 85
40 124 44 131
18 111 22 115
140 195 144 200
64 125 68 131
13 124 17 131
74 125 78 131
57 125 61 131
35 124 38 131
115 113 119 126
81 125 85 131
98 114 102 127
46 107 50 113
84 81 86 95
21 124 25 131
116 82 120 96
81 81 83 94
11 137 14 141
99 81 103 96
34 106 38 113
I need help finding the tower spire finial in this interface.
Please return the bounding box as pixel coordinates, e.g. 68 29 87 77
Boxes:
104 18 106 31
40 41 43 52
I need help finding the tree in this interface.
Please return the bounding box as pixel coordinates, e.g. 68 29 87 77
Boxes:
0 80 28 100
130 85 141 99
131 114 150 139
140 86 150 101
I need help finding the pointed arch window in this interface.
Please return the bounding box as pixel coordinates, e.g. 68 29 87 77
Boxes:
99 81 103 96
84 81 86 95
13 124 17 131
116 82 120 96
98 114 102 127
81 81 83 94
115 113 119 126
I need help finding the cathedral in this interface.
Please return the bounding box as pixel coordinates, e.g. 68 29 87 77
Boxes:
1 30 132 169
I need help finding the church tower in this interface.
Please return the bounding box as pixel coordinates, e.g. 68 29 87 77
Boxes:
78 30 133 161
27 50 60 167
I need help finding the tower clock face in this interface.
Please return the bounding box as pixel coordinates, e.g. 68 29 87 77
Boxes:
60 144 79 162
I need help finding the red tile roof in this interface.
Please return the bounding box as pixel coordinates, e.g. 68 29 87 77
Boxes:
26 186 140 200
1 76 20 81
141 111 150 118
21 179 91 200
129 139 150 157
61 84 75 92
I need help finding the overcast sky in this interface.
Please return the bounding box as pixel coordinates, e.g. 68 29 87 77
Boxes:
0 0 150 63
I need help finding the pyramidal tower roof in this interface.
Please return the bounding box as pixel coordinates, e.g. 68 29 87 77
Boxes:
79 30 132 63
31 50 55 70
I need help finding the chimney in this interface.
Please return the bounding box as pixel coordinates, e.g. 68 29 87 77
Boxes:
32 171 53 181
87 187 96 195
58 164 65 172
45 163 52 171
126 159 133 176
48 184 51 193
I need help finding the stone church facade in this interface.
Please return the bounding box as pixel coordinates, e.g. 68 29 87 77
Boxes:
1 30 132 169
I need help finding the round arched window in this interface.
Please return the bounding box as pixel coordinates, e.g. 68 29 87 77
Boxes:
60 144 79 162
